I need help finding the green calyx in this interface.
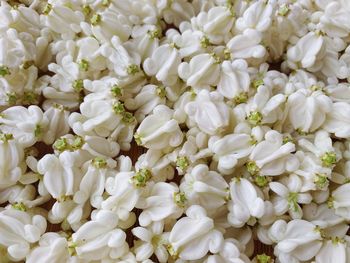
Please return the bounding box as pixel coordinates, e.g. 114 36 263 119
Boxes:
321 152 337 167
327 196 334 209
315 29 325 37
249 135 257 145
0 65 10 77
63 2 73 9
170 42 179 49
34 124 42 138
102 0 110 6
111 84 123 97
331 236 346 245
6 92 17 105
314 174 329 190
314 225 326 239
22 61 34 70
278 4 290 16
36 173 43 181
82 5 92 16
121 111 135 124
247 111 263 126
225 188 231 201
253 79 264 89
53 138 69 152
223 48 231 60
42 3 52 15
53 136 84 152
173 191 187 208
57 195 72 202
67 239 77 256
72 79 84 93
0 133 14 142
246 161 259 175
234 92 248 104
256 253 274 263
78 59 89 72
310 84 322 92
227 3 235 17
156 86 166 98
90 14 101 26
231 177 241 183
71 136 84 150
131 169 152 188
126 64 140 75
296 128 308 136
190 88 196 100
200 36 210 48
287 192 299 212
23 91 38 105
53 103 66 111
113 101 125 114
113 102 136 123
92 157 107 169
176 156 189 171
211 53 221 64
255 175 269 188
12 202 27 211
134 133 143 145
167 244 179 260
151 235 163 247
282 135 293 144
147 29 161 39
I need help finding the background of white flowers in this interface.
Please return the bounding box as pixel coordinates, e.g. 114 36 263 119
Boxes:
1 0 350 262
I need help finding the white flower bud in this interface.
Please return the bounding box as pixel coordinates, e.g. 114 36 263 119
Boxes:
137 182 185 226
286 89 332 133
143 44 181 86
286 31 325 71
191 6 234 44
102 171 140 221
162 0 195 27
269 174 312 219
180 164 228 211
329 183 350 220
217 59 250 100
0 29 36 69
168 205 224 260
88 8 132 43
226 29 266 59
125 84 167 122
132 222 169 262
323 102 350 138
0 134 24 190
209 133 254 174
228 178 266 227
320 1 350 38
178 53 220 88
0 209 46 261
101 36 141 78
72 210 129 261
0 105 48 147
236 0 275 32
135 105 183 150
268 219 323 263
249 130 299 176
40 4 83 39
315 239 348 263
26 233 70 263
42 105 70 145
185 90 231 135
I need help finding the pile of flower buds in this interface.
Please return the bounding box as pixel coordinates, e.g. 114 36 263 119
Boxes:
1 0 350 262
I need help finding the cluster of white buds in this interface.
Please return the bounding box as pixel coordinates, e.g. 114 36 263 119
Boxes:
1 0 350 262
